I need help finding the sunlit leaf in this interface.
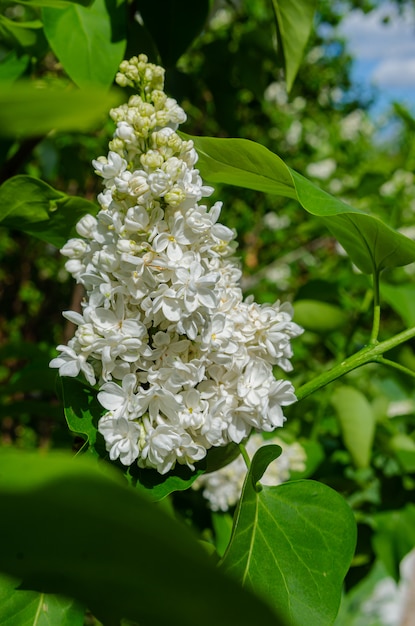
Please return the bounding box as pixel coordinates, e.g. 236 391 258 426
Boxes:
221 445 356 626
0 450 283 625
183 134 415 274
42 0 126 88
271 0 317 91
0 175 98 247
331 385 375 469
0 82 123 137
0 572 85 626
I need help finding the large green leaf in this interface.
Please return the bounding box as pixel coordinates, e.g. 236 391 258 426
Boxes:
137 0 210 67
0 82 122 137
0 176 98 247
331 385 375 469
221 445 356 626
0 449 283 626
42 0 126 88
0 572 85 626
271 0 317 91
184 134 415 274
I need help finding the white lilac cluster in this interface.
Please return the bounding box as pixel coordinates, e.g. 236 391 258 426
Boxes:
50 55 303 474
193 434 307 511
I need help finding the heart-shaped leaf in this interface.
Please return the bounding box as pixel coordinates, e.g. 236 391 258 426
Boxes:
183 134 415 275
221 445 357 626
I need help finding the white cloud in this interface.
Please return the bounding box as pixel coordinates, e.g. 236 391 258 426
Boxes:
373 57 415 87
339 3 415 89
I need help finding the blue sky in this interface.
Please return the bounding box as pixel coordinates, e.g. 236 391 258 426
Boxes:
338 2 415 116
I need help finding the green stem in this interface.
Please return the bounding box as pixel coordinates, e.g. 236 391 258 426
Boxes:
238 443 251 471
375 357 415 379
296 325 415 402
370 270 381 344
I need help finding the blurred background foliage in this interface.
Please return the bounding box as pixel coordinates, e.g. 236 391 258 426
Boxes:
1 0 415 616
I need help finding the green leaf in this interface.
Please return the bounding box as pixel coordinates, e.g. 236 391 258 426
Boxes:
288 440 324 480
183 134 297 198
331 385 375 469
0 572 85 626
293 300 348 333
137 0 210 67
183 134 415 274
61 377 106 457
390 434 415 473
0 449 283 626
128 463 205 501
212 512 234 558
0 50 30 84
0 82 123 138
0 15 42 49
0 176 98 247
221 445 356 626
380 283 415 327
271 0 317 91
42 0 126 88
372 505 415 581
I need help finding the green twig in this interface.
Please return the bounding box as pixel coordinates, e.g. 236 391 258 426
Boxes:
296 325 415 402
375 357 415 379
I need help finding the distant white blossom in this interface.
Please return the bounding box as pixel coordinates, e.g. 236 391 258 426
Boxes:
306 158 337 180
193 434 307 511
50 54 303 474
362 549 415 626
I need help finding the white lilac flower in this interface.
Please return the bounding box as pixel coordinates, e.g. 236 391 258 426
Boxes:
193 434 307 511
50 54 303 474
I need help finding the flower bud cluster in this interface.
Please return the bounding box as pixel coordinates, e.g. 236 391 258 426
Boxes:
50 55 303 474
193 435 307 511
